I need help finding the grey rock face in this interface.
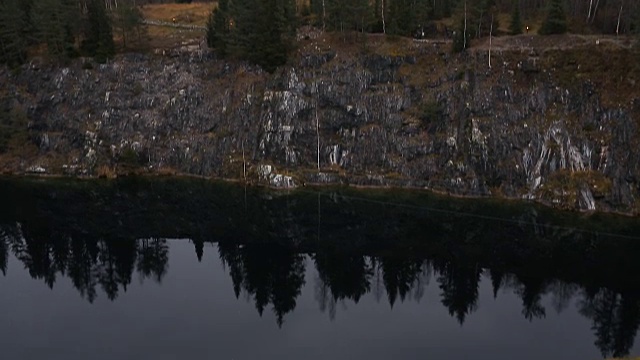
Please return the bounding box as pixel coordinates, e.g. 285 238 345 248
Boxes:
1 46 638 214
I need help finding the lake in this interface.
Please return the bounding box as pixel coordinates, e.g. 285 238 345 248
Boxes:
1 177 639 360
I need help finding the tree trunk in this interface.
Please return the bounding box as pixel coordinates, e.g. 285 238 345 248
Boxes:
477 9 483 39
382 0 386 34
588 0 594 21
591 0 601 24
322 0 326 32
242 140 246 182
616 2 623 36
463 1 467 49
316 103 320 171
489 14 493 68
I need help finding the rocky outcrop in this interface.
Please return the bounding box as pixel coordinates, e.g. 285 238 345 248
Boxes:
1 40 639 214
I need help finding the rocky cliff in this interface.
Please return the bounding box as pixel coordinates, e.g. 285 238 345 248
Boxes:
1 33 639 214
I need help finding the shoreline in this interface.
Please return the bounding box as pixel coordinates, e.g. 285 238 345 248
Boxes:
2 170 637 218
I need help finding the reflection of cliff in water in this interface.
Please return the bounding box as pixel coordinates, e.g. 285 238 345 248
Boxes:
1 177 640 356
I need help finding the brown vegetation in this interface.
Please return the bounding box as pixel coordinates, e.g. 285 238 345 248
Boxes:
140 2 216 26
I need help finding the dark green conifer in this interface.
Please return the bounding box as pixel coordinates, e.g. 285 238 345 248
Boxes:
539 0 567 35
81 0 115 62
206 0 231 56
0 0 28 66
509 1 523 35
31 0 79 57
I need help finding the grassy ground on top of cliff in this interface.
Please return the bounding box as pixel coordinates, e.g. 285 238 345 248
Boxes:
140 2 215 26
135 2 638 57
127 2 214 51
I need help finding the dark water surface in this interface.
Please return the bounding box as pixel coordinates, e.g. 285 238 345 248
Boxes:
1 177 640 360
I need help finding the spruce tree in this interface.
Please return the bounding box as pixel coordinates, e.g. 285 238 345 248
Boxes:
387 0 431 36
452 2 470 53
254 0 288 72
470 0 497 39
310 0 325 27
0 0 28 66
212 0 295 72
509 1 523 35
229 0 259 59
114 2 145 49
81 0 115 62
31 0 79 57
539 0 567 35
353 0 373 33
206 0 231 56
414 0 431 34
326 0 349 32
452 16 468 53
443 0 453 18
632 5 640 36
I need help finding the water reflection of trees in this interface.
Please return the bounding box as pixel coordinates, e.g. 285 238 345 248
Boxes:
580 288 640 358
1 228 640 356
218 241 306 327
0 224 168 302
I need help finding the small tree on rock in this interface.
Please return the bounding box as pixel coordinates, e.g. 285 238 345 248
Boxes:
539 0 567 35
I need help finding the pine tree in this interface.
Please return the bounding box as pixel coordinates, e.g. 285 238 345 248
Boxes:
632 5 640 36
0 0 28 66
229 0 259 59
470 0 497 39
352 0 373 33
452 16 468 52
326 0 349 32
388 0 431 36
442 0 453 18
81 0 115 62
310 0 325 28
114 1 145 49
509 1 523 35
539 0 567 35
206 0 231 56
414 0 431 34
452 1 470 53
212 0 296 72
254 0 288 71
31 0 79 57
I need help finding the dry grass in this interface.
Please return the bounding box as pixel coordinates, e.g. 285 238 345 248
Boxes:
155 167 179 176
134 2 214 50
144 26 204 49
140 2 216 26
97 165 117 179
